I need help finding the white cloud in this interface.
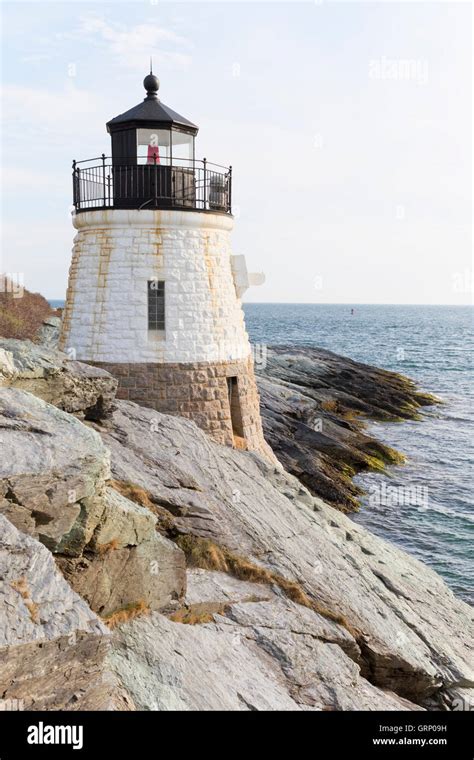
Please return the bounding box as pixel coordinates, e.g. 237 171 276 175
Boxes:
74 14 192 72
20 53 54 65
0 81 109 166
1 167 68 197
2 82 102 142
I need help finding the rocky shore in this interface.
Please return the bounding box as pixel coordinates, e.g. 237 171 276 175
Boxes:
0 332 472 712
256 345 440 511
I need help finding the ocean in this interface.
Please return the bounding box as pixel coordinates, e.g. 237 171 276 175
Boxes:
50 299 473 604
244 303 473 605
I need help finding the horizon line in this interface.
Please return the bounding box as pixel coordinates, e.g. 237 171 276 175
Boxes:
46 298 473 307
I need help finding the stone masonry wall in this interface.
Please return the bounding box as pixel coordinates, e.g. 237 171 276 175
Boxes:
94 356 274 461
60 209 250 364
60 208 274 460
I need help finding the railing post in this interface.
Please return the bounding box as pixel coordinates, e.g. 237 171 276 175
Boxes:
228 165 232 214
72 160 77 210
101 153 106 207
153 153 158 207
76 164 81 211
203 157 207 210
107 174 111 206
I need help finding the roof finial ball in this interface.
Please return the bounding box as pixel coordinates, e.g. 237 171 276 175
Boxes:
143 69 160 100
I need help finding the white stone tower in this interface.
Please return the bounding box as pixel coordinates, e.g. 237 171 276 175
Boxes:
60 72 271 458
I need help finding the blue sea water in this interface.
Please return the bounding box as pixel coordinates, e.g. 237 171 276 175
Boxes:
244 304 473 605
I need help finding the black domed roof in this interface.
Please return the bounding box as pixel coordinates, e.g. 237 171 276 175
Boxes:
106 72 198 135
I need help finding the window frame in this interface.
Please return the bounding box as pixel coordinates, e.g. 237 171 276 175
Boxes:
147 279 165 332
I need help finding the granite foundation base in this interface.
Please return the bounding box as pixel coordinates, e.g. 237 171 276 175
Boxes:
94 356 274 461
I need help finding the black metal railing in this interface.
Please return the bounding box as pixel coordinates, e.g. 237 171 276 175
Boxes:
72 155 232 214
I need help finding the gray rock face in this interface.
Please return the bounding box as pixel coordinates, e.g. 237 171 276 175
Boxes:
0 388 109 556
0 514 125 710
37 315 61 349
185 568 275 606
91 487 157 550
109 585 418 711
110 611 299 711
0 339 117 420
101 400 474 708
0 390 186 618
58 489 186 618
0 514 106 646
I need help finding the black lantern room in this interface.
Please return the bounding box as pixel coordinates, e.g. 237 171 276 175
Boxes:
72 72 232 214
107 72 198 170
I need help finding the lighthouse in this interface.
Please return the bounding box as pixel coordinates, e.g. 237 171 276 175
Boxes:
60 72 272 459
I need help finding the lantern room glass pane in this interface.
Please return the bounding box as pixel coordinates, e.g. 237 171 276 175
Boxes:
137 128 171 165
171 130 194 164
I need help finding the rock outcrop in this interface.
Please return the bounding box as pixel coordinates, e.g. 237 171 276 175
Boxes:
0 387 110 555
256 346 439 511
110 612 418 711
57 488 186 617
0 389 186 620
37 315 61 349
0 338 117 420
109 567 419 711
98 400 473 709
0 514 131 710
0 340 471 712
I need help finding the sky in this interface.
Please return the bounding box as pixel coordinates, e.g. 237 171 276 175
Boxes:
0 0 472 304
